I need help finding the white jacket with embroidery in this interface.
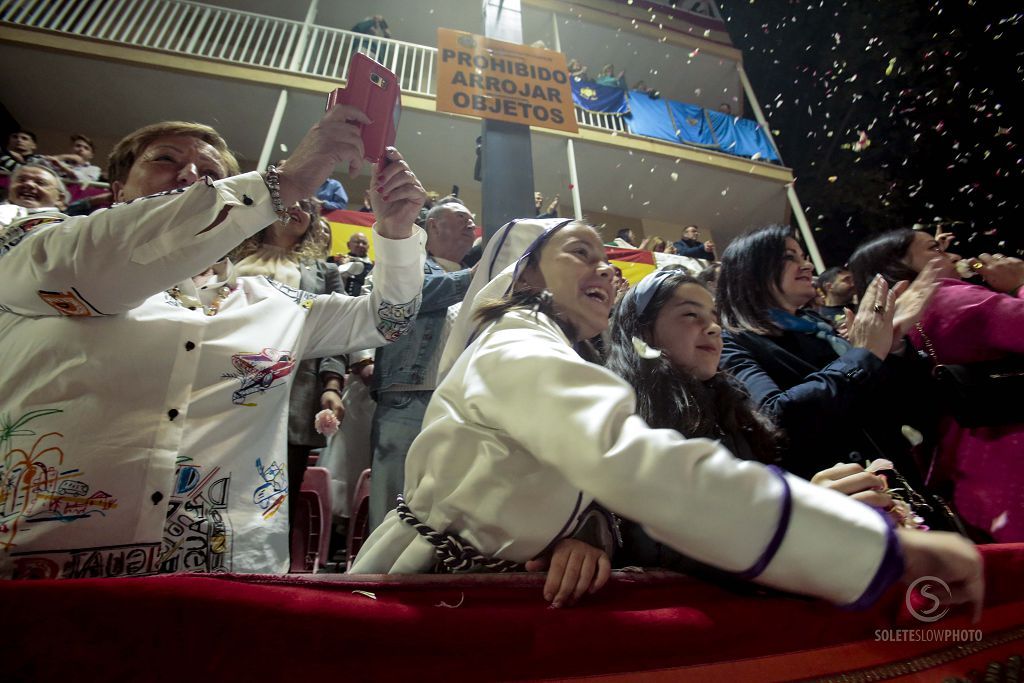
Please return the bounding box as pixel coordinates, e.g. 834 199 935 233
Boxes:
0 172 425 578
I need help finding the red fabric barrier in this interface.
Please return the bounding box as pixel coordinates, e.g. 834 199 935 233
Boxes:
579 602 1024 682
4 544 1022 682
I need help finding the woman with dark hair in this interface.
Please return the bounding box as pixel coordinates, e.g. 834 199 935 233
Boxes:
613 227 637 247
716 225 942 491
607 268 910 572
846 230 921 297
849 229 1024 542
697 261 722 293
353 219 982 619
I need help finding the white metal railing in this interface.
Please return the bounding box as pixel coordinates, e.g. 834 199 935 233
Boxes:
575 108 628 133
295 21 436 96
0 0 681 142
0 0 438 95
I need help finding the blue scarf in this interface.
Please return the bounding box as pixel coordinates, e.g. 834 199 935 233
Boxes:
769 309 852 356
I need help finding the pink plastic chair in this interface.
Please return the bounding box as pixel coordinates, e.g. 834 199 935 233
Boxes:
288 492 316 573
288 453 333 573
303 467 332 567
346 468 372 571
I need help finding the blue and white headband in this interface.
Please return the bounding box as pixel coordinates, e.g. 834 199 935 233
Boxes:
624 267 692 360
628 267 685 318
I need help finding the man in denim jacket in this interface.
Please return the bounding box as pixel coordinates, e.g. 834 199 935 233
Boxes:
368 202 477 529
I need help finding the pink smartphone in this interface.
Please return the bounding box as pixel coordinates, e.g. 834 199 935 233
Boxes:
326 53 401 163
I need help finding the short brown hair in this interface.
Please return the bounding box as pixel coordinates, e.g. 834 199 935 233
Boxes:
70 133 94 149
107 121 240 184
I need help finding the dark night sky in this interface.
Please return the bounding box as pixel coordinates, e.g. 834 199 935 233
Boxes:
717 0 1023 266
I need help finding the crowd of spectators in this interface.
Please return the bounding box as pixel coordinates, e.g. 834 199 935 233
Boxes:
568 57 663 101
2 94 1019 630
1 129 112 222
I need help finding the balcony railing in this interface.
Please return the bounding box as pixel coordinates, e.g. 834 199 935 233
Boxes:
0 0 440 95
575 108 627 133
0 0 746 148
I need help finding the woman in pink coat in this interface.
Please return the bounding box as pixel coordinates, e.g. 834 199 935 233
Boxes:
850 229 1024 542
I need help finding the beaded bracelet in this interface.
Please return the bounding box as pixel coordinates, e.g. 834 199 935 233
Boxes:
321 387 343 399
264 165 291 223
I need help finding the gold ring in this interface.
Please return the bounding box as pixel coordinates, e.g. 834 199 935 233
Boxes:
971 261 984 270
873 304 885 314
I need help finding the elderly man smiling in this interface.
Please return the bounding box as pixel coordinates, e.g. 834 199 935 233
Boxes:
0 162 70 228
0 105 427 579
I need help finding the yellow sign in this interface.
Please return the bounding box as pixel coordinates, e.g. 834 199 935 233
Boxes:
436 28 578 134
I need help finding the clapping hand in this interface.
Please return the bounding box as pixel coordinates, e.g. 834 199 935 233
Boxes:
935 231 955 252
545 194 560 215
966 253 1024 293
844 275 898 360
890 258 942 344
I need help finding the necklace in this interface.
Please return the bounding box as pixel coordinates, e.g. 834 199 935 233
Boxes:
169 285 233 316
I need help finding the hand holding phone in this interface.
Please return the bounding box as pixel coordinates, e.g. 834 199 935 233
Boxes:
273 104 370 207
367 147 426 240
326 53 401 164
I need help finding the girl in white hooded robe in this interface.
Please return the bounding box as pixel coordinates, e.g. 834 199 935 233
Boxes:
352 218 982 615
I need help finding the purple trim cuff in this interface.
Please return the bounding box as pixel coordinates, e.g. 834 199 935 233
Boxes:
734 465 792 580
842 510 905 610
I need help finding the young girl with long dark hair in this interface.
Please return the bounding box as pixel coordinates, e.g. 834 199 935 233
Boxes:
606 268 913 571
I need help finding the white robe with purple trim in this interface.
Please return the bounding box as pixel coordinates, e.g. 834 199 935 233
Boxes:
353 308 897 606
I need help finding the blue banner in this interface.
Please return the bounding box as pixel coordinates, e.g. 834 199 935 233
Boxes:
625 90 677 142
705 109 740 155
571 77 629 115
666 101 716 147
705 110 779 162
733 117 779 162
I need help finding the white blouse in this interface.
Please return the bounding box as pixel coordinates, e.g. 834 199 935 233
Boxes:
233 244 303 288
353 309 898 607
0 173 426 579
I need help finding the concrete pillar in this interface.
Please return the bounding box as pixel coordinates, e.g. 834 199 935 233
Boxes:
480 0 535 241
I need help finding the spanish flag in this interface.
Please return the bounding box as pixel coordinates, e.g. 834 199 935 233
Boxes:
605 246 657 285
606 247 705 285
324 209 377 261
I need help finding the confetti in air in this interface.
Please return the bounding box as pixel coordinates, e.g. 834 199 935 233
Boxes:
716 0 1022 263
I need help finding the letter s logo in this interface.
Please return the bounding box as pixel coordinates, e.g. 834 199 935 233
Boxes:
906 576 951 623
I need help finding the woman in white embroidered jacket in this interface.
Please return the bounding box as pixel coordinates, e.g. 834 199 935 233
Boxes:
352 218 983 618
0 105 427 579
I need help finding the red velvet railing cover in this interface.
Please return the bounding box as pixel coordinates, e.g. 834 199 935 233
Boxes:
4 544 1022 682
